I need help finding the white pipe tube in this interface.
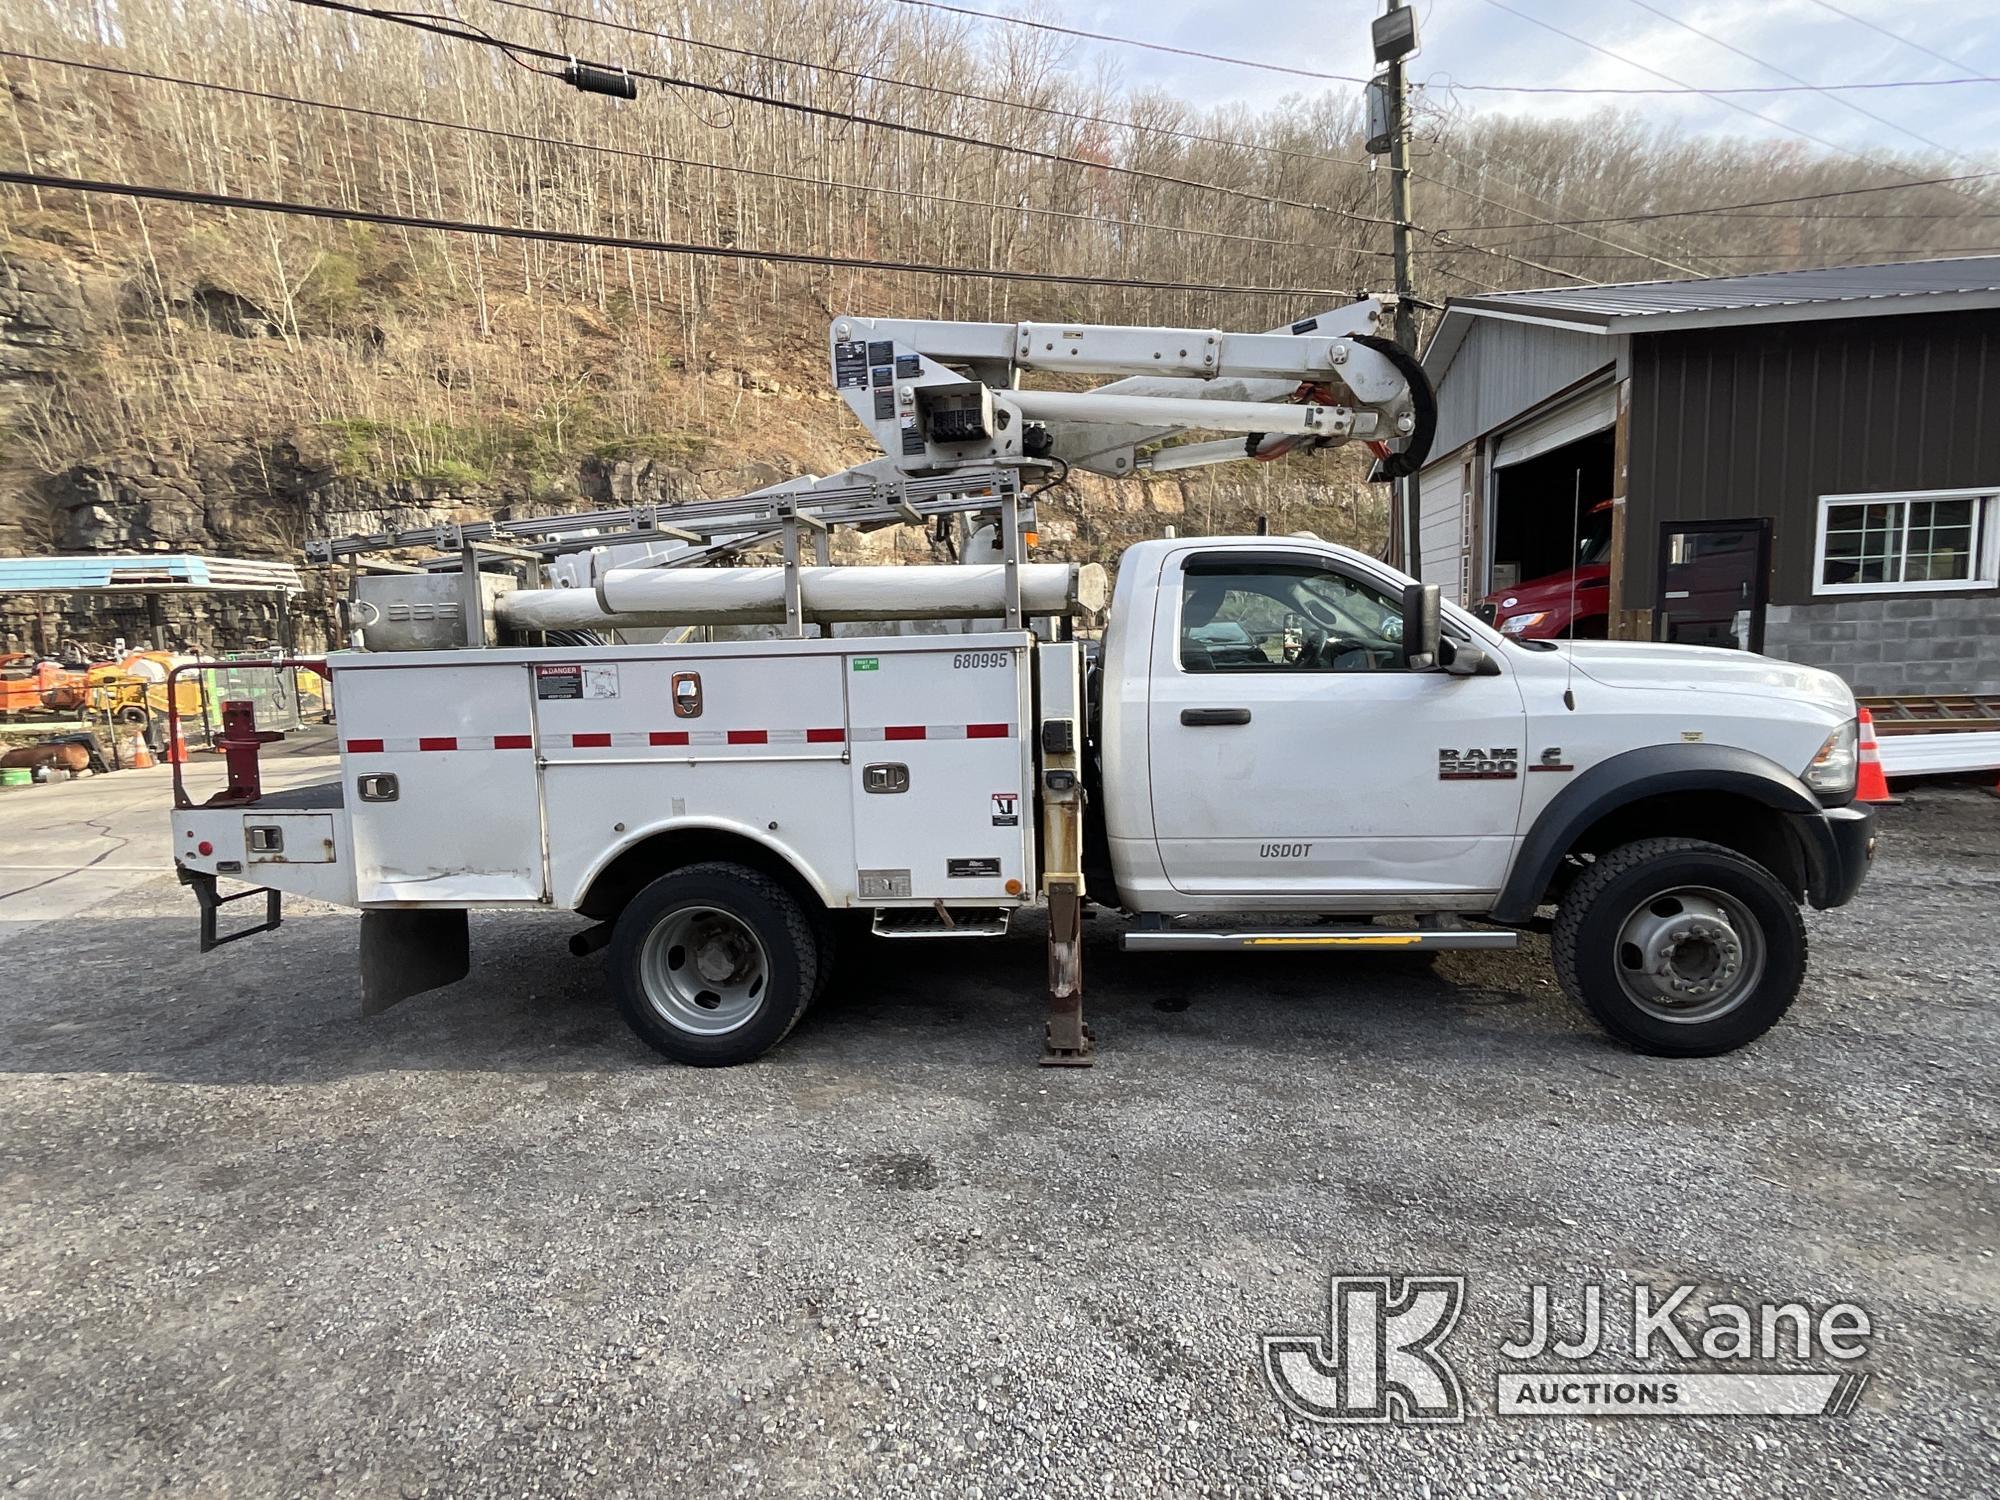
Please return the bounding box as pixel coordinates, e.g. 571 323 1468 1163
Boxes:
498 562 1106 629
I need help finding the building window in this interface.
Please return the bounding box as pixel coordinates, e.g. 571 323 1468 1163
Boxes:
1813 489 1998 595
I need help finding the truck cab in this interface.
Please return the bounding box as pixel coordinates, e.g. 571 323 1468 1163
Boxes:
1091 535 1874 1054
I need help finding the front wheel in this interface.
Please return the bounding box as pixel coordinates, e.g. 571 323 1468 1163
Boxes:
1552 838 1806 1057
608 861 820 1066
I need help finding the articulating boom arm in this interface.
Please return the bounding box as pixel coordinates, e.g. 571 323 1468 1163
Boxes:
829 300 1436 481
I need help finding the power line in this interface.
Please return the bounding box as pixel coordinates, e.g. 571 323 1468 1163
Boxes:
900 0 1993 96
1706 210 2000 221
286 0 1402 230
1482 246 2000 261
0 51 1599 294
0 168 1366 297
1411 168 1710 277
1434 73 2000 96
1477 0 1893 170
891 0 1368 83
1432 169 2000 231
1420 235 1592 284
1620 0 1967 166
1800 0 1976 77
0 48 1363 258
480 0 1372 173
289 0 1597 285
1412 127 1725 275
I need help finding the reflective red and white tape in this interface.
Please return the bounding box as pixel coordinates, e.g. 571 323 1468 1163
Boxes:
852 723 1012 742
344 723 1014 754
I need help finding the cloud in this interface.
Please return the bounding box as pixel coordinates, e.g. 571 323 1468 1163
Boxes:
1059 0 2000 164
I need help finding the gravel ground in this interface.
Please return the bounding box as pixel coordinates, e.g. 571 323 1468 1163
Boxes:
1 785 1996 1498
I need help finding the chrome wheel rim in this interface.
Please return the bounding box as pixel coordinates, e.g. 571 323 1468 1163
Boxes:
1612 885 1765 1024
638 905 770 1036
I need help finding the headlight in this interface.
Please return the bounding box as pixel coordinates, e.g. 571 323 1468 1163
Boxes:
1499 612 1547 636
1803 719 1858 796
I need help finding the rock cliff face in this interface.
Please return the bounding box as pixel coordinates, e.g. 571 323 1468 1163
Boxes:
0 252 112 396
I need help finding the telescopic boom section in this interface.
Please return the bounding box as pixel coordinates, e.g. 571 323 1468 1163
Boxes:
830 299 1432 480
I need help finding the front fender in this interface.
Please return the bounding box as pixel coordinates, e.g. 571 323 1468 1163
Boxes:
1493 743 1824 924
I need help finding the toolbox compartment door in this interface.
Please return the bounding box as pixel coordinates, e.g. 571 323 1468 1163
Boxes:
538 651 855 910
341 663 546 903
846 638 1034 903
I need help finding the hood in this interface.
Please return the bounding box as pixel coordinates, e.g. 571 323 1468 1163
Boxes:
1481 563 1610 612
1556 640 1854 714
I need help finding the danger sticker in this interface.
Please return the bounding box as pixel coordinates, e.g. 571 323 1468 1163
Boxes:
536 663 621 700
991 791 1020 827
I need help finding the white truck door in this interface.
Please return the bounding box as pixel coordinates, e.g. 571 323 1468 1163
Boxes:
1146 549 1527 899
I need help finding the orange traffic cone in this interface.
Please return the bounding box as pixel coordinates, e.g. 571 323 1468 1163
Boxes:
128 740 157 770
1854 707 1897 805
164 729 189 764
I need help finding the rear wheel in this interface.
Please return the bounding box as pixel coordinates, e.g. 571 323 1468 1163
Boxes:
609 861 819 1066
1552 838 1805 1056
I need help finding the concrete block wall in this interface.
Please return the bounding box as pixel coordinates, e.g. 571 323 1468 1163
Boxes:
1762 596 2000 696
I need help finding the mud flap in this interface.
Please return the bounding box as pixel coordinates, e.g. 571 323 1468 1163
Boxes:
359 909 470 1016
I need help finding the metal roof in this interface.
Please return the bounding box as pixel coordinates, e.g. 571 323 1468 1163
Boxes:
1444 255 2000 336
0 554 304 596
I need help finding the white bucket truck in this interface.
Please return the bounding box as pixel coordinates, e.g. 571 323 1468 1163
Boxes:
170 304 1874 1065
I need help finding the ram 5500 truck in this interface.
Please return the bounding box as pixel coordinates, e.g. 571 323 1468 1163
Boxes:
167 307 1874 1066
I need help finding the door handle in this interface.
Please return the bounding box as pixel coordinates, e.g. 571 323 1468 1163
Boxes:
1181 707 1251 726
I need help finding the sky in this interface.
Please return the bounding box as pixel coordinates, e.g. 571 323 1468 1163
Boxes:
979 0 2000 170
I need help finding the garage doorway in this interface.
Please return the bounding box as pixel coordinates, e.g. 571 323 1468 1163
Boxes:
1488 427 1616 637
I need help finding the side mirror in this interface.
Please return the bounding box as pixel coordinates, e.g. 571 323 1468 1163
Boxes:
1400 583 1441 670
1440 638 1501 677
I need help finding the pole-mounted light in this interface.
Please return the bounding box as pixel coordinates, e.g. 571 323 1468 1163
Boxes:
1371 6 1419 64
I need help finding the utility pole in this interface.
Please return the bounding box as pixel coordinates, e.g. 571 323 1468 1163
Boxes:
1368 1 1422 577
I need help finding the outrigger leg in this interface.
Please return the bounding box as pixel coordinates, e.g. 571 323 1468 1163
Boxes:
1042 877 1094 1066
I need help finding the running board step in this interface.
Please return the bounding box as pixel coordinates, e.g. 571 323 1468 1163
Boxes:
872 907 1013 939
1121 927 1518 953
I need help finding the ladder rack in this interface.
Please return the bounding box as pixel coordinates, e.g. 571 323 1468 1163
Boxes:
309 465 1045 636
304 467 1029 565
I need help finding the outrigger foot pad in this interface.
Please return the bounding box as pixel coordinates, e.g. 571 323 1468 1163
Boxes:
1040 1024 1096 1067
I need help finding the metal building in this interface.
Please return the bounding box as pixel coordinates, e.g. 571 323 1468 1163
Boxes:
1411 256 2000 700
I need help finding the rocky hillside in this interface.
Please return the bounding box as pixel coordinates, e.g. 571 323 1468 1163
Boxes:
0 227 1383 651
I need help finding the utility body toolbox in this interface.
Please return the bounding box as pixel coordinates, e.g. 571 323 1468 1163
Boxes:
177 632 1041 915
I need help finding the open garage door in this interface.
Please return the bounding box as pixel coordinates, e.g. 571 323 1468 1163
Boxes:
1492 384 1617 470
1486 387 1617 639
